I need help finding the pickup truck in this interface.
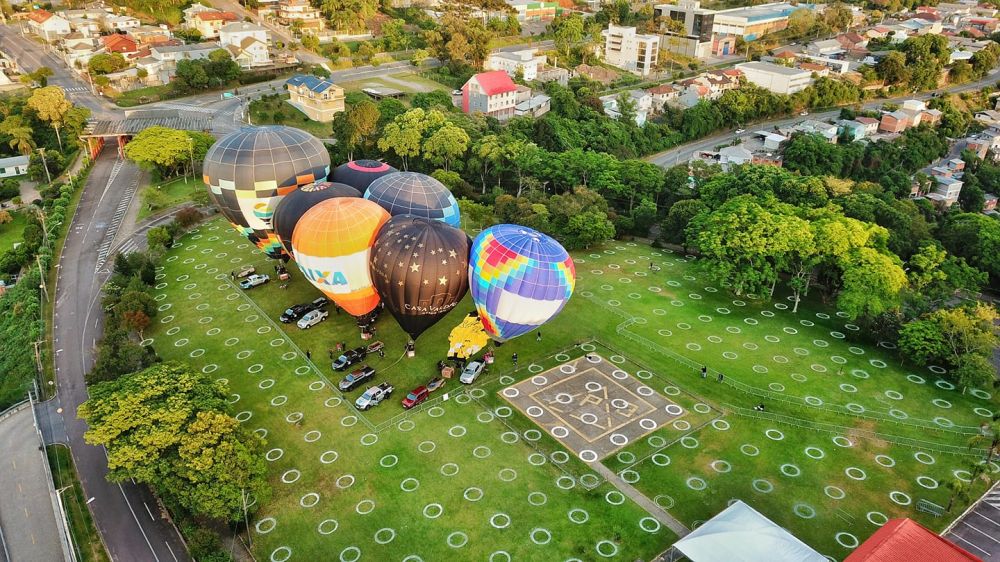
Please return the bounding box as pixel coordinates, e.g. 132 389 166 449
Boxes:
355 382 394 410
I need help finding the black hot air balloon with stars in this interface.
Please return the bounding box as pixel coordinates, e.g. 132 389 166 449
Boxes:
369 215 470 341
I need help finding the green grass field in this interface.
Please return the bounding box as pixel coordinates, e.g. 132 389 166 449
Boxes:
0 210 28 252
249 95 332 139
137 177 202 221
144 218 999 561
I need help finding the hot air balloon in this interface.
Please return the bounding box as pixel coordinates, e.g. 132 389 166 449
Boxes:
271 181 360 256
469 225 576 342
364 172 461 228
330 159 397 192
369 215 470 341
291 198 389 317
202 125 330 260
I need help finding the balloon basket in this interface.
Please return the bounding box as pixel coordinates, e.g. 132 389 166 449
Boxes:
407 349 415 358
361 332 371 340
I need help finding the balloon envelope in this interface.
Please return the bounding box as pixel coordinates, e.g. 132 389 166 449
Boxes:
469 225 575 342
272 181 360 256
330 159 397 192
291 198 389 316
369 215 470 340
364 172 461 228
202 125 330 259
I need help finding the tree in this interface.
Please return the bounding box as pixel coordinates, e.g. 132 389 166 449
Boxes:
356 42 376 65
837 247 907 320
969 420 1000 465
88 53 129 75
876 51 909 84
457 198 496 231
174 59 210 91
939 213 1000 278
410 49 430 67
422 121 469 171
0 210 11 224
147 226 173 251
0 115 34 155
787 7 816 35
381 19 410 51
125 127 212 179
562 210 615 249
552 14 584 57
944 477 971 512
377 108 445 170
343 100 380 159
27 86 73 150
660 199 706 250
78 362 271 521
321 0 378 33
953 354 995 393
898 317 948 365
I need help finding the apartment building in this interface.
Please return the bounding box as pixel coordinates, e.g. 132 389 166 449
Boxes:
602 24 659 77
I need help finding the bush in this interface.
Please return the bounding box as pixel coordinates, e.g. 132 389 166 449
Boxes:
174 207 203 228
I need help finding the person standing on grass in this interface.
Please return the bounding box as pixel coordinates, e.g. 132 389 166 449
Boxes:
701 366 707 379
536 331 541 341
328 349 334 360
306 350 311 360
717 372 724 383
512 352 519 368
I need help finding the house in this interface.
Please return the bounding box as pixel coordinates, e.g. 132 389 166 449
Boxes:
219 22 271 68
101 34 139 57
277 0 325 33
899 99 929 127
515 94 551 117
599 91 650 126
182 3 218 23
932 175 963 205
983 193 998 211
147 42 219 82
950 49 975 63
487 49 546 81
771 50 797 64
572 64 618 85
948 158 966 172
921 108 943 126
879 110 911 133
66 16 102 36
191 10 239 39
836 31 868 51
462 71 519 121
975 109 1000 127
867 26 891 39
855 116 880 136
798 62 830 77
285 74 345 122
735 61 811 94
130 25 174 46
535 64 569 85
507 0 560 22
104 15 141 31
719 144 753 169
27 10 71 41
602 24 659 77
837 119 867 141
806 38 845 57
647 84 678 111
760 131 787 150
0 155 29 178
794 119 839 143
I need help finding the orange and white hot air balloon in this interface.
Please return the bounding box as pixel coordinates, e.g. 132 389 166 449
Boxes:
291 198 390 317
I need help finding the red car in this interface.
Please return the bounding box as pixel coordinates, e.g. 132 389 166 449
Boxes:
402 386 429 409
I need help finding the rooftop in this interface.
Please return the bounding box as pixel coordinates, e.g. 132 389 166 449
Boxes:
220 21 268 33
470 70 517 95
736 61 810 76
152 42 220 54
0 155 29 167
286 74 340 93
195 11 238 21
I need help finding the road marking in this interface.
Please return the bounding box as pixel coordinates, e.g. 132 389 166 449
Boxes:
962 521 1000 543
117 483 160 562
144 502 156 521
86 497 95 505
165 541 178 562
972 510 1000 527
949 532 990 555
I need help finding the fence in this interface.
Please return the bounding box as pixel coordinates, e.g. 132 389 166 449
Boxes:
28 384 77 562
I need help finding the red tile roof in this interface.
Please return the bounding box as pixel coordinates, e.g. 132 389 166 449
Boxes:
845 519 982 562
773 50 796 59
856 116 879 125
472 70 516 96
101 34 137 53
648 84 675 95
27 9 53 24
196 11 238 21
799 62 828 72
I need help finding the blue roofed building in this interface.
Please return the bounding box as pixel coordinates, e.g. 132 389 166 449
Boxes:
285 74 345 123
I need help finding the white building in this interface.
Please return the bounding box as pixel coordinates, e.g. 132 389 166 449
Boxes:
0 155 29 178
599 89 652 125
219 22 271 68
487 49 546 81
602 24 659 77
712 2 793 40
27 10 72 41
104 14 141 31
515 94 551 118
735 61 812 94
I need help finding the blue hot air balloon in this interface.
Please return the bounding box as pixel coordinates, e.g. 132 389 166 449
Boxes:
364 172 460 228
468 225 576 342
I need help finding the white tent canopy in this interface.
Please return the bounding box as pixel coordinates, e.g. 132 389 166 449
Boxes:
673 500 827 562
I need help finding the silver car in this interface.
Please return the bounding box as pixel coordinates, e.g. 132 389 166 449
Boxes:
459 360 485 384
296 309 328 329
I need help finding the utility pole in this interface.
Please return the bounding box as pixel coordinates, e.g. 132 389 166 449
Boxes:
38 148 52 185
188 137 195 181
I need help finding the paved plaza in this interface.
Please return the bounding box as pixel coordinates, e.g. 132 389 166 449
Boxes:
502 354 684 461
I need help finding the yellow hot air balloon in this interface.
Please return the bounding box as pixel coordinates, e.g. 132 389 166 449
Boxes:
291 198 390 317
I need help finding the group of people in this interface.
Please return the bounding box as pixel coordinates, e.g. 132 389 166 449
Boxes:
700 366 724 382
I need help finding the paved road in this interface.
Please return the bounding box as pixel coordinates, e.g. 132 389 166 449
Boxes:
51 150 191 562
645 70 1000 169
0 404 66 562
0 24 117 120
945 480 1000 559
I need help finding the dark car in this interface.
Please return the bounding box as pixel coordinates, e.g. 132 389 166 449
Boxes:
279 296 329 323
338 365 376 392
401 385 429 409
333 346 368 371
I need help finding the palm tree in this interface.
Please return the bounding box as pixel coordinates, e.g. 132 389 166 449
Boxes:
944 477 971 512
0 115 35 155
969 419 1000 464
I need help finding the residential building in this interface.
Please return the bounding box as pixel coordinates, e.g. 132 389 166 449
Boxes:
798 62 830 77
487 49 546 81
855 116 880 136
735 61 811 94
190 10 239 39
278 0 325 33
770 50 797 64
572 63 618 85
515 94 551 117
66 16 101 36
718 144 753 169
921 108 943 127
931 175 963 205
798 54 850 74
27 10 71 41
220 22 271 68
535 64 569 85
836 32 868 52
151 42 219 64
974 109 1000 127
983 193 998 211
806 38 845 57
879 110 910 133
0 155 29 178
285 74 345 122
837 119 867 141
101 34 139 57
653 0 717 59
462 70 519 121
712 2 794 40
648 84 679 111
104 15 141 31
507 0 560 22
602 24 659 77
130 25 174 46
182 3 218 22
793 120 839 143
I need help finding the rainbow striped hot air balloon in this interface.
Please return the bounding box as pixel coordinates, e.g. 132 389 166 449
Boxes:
469 225 575 342
291 198 389 317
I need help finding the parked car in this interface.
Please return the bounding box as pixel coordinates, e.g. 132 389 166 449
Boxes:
239 274 269 289
356 382 394 410
735 128 745 134
402 385 429 409
459 360 485 384
452 89 462 96
339 365 376 392
236 265 256 278
799 111 809 116
296 309 329 329
333 346 368 371
280 296 328 323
